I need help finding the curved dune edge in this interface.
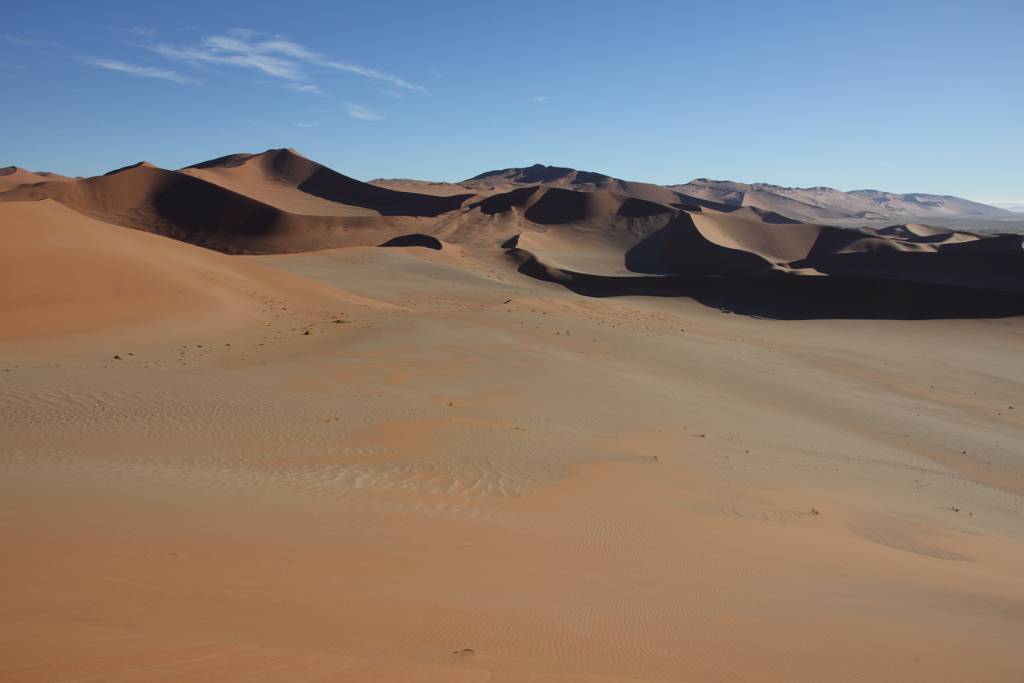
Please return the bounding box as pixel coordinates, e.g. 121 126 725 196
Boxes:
472 187 1022 304
0 165 72 192
0 200 382 341
379 233 444 250
0 151 474 254
507 243 1024 320
2 150 1019 318
183 148 474 219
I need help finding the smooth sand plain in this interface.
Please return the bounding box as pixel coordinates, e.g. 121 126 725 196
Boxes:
3 202 1024 681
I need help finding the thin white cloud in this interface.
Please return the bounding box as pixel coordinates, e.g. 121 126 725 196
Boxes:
532 95 549 103
155 40 303 80
285 82 325 95
79 56 198 84
153 31 422 91
226 27 264 39
346 103 384 121
3 34 65 49
318 57 421 91
128 27 158 38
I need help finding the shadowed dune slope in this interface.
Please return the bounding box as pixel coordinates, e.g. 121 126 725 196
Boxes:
625 213 775 276
185 148 474 217
467 183 1023 296
0 161 450 254
0 162 324 253
0 166 71 192
2 152 1019 313
472 185 674 228
510 246 1024 319
464 163 710 208
379 233 444 250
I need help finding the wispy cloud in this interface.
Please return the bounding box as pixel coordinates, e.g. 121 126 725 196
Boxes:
285 82 325 95
153 30 422 91
531 95 549 103
3 34 65 49
155 39 303 80
346 103 384 121
79 56 198 84
128 27 158 39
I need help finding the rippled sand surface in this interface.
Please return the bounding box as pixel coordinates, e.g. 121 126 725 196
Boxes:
3 241 1024 682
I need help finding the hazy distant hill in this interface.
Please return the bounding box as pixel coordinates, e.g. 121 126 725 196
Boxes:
670 178 1010 222
457 164 1010 223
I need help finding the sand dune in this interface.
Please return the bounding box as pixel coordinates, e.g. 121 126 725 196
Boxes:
4 208 1024 681
2 151 1024 681
0 166 70 192
0 200 358 341
186 148 473 217
4 150 1018 303
464 182 1023 301
0 154 471 254
0 160 336 253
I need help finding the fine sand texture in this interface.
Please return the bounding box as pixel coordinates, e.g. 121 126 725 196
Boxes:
2 154 1024 682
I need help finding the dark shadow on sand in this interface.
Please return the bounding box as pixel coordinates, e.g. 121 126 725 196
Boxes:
513 251 1024 320
379 234 443 250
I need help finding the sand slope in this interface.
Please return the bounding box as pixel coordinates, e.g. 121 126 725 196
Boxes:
3 223 1024 681
0 161 459 254
0 150 479 254
0 166 70 192
459 184 1024 305
185 148 473 217
0 199 361 341
5 151 1018 307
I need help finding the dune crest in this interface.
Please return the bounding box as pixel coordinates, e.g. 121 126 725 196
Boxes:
0 200 356 340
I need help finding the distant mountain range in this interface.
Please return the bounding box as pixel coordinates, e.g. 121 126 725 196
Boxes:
4 158 1009 225
2 149 1022 317
446 164 1011 223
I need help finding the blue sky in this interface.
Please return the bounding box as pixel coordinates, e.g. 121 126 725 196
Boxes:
3 0 1022 204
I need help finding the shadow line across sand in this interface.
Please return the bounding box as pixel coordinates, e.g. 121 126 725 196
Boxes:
511 249 1024 320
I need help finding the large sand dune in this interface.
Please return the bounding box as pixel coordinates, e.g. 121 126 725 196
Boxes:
0 151 475 254
0 166 70 192
185 148 473 217
2 152 1024 682
5 150 1016 296
453 180 1023 308
0 200 364 342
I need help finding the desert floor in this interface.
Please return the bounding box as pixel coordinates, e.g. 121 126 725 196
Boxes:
3 235 1023 682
